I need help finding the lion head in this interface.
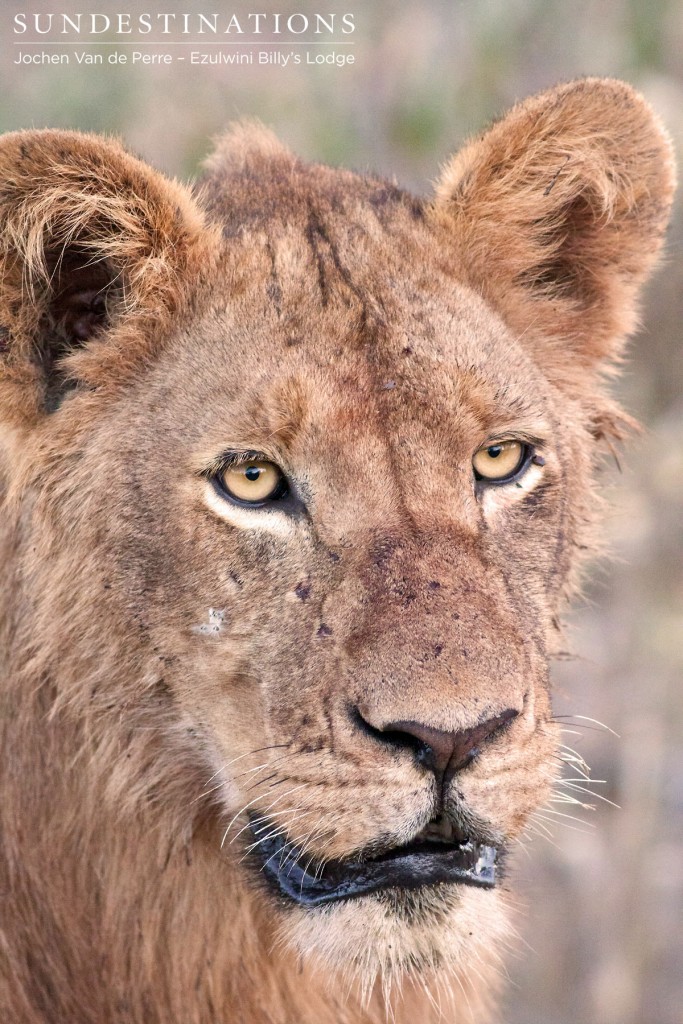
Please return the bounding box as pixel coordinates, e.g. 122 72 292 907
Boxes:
0 80 675 1023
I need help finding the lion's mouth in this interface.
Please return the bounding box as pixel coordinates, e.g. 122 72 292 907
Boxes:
248 814 500 907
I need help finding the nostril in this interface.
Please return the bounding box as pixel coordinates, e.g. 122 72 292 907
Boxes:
351 705 520 782
350 705 420 754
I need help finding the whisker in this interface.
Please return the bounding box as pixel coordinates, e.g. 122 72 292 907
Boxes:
241 824 289 862
555 780 620 809
552 714 619 737
292 824 334 883
246 770 280 791
512 836 532 860
243 810 306 847
193 745 294 806
228 796 312 848
533 810 594 834
203 744 290 787
241 812 313 864
221 782 309 848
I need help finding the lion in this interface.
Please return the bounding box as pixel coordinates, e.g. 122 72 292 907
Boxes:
0 78 675 1023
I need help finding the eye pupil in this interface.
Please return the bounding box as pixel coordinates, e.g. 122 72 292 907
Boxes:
245 466 261 481
487 445 503 459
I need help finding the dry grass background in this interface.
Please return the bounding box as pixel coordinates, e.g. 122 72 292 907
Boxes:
1 1 681 1021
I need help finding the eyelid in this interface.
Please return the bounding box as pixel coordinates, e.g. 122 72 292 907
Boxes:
203 449 280 480
217 449 270 468
478 432 546 451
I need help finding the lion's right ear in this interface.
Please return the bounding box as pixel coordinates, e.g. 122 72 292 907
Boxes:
0 130 212 427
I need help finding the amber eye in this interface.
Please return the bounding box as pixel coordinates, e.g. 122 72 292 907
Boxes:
218 460 287 504
472 440 528 483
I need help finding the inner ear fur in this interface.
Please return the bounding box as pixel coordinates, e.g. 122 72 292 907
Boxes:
0 129 211 422
432 78 677 381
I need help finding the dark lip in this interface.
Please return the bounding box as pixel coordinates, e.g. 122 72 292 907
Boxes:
248 816 500 907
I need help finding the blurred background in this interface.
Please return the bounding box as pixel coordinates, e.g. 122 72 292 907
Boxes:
2 2 681 1021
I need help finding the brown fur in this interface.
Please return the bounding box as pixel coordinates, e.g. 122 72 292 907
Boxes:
0 79 675 1023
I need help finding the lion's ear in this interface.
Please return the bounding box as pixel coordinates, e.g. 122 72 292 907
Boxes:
432 79 676 384
0 130 211 425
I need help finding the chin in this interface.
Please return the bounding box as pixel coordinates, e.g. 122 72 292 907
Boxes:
277 884 511 994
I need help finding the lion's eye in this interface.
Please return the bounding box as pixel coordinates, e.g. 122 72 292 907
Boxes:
472 440 529 483
218 460 287 504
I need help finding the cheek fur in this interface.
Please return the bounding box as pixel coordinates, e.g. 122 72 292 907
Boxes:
479 461 545 520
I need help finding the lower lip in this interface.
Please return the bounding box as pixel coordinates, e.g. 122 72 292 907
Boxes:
250 822 499 907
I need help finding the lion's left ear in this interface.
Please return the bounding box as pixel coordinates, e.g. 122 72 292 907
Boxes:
432 78 676 383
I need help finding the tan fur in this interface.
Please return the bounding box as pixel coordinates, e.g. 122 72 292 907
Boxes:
0 80 675 1023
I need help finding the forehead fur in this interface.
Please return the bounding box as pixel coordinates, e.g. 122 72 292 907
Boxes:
0 80 674 438
199 119 425 237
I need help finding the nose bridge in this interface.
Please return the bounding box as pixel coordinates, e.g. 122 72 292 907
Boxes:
361 529 461 610
355 528 500 645
346 531 527 731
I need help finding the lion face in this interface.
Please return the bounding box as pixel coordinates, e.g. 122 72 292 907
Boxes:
0 79 675 1011
99 260 563 973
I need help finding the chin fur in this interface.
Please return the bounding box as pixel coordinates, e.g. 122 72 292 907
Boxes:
276 884 511 1006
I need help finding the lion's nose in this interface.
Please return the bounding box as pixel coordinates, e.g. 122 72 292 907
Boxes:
353 707 519 785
